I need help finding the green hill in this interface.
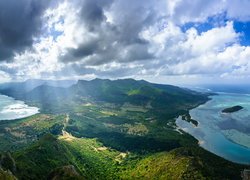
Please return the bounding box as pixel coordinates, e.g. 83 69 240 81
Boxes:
0 78 247 179
120 147 244 180
2 133 245 180
0 78 210 115
47 165 82 180
13 134 81 179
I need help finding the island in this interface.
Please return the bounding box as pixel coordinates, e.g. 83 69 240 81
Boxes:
222 105 243 113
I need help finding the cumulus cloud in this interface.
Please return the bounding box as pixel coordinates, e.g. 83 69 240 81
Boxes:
59 0 163 65
1 0 250 84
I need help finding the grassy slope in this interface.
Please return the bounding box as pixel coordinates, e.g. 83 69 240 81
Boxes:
12 133 122 179
7 133 246 180
13 134 78 180
121 147 245 180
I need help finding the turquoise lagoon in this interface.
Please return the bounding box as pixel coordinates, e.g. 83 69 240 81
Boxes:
176 93 250 164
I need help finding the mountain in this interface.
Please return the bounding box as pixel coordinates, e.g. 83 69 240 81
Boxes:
12 134 85 179
2 78 210 115
0 79 76 99
47 165 82 180
120 147 244 179
72 78 205 105
0 133 245 180
0 78 248 179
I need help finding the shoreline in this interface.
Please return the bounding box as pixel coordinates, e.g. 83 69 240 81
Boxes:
175 93 250 165
0 94 39 121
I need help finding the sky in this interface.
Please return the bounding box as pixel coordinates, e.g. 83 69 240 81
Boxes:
1 0 250 85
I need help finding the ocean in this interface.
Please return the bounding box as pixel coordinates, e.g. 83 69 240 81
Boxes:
176 92 250 164
0 94 39 120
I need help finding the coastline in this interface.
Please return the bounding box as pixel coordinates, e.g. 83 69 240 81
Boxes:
175 92 250 165
0 93 39 121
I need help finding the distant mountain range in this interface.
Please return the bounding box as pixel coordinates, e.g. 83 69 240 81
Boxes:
0 79 76 100
0 78 210 115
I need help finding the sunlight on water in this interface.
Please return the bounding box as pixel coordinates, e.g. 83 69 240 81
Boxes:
0 94 39 120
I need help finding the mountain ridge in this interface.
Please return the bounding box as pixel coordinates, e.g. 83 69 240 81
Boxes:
0 78 245 179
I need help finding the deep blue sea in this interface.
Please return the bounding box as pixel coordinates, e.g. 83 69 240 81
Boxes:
177 85 250 165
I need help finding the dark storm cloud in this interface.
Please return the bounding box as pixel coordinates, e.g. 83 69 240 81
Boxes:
60 0 162 65
61 39 99 62
79 0 113 30
0 0 51 61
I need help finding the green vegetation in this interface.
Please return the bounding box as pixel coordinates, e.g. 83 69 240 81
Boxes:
1 132 246 179
120 147 245 180
47 165 82 180
13 134 76 179
0 168 17 180
0 114 65 151
0 79 248 179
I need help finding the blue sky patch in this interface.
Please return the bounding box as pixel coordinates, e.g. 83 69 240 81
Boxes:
234 21 250 46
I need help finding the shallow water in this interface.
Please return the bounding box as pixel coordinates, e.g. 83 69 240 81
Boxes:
176 93 250 164
0 94 39 120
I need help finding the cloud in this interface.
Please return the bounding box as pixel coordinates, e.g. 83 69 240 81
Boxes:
145 21 241 75
166 0 250 24
0 0 52 61
1 0 250 84
0 70 11 82
59 0 163 65
226 0 250 21
166 0 225 24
